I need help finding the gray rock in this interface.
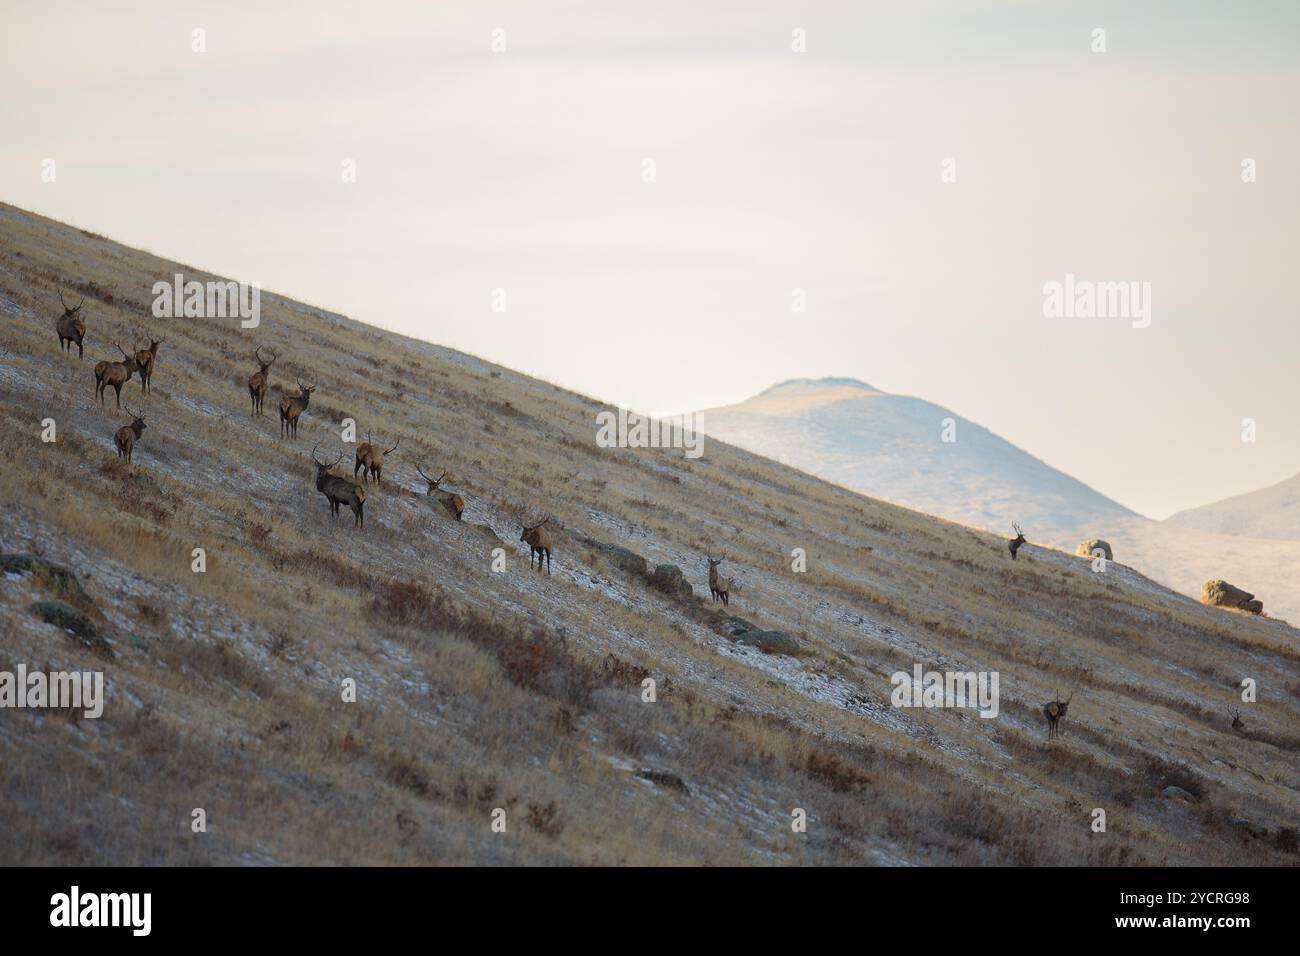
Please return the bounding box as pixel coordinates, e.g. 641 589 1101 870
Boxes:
1 553 100 617
1076 539 1113 561
1161 785 1195 801
1227 816 1269 838
637 768 690 795
735 629 800 656
650 564 693 602
597 543 649 578
29 601 114 658
1201 580 1263 615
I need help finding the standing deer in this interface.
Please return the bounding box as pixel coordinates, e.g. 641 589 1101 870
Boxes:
94 341 140 408
1044 692 1072 740
707 556 731 605
1008 524 1027 560
416 462 464 520
55 290 86 358
1229 707 1245 732
312 443 367 528
354 432 399 485
133 336 164 394
520 517 553 574
114 406 147 462
279 378 316 439
247 347 276 415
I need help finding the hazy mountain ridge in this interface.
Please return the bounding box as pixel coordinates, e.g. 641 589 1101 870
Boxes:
702 378 1300 621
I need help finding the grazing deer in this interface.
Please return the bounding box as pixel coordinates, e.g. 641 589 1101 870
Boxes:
1044 692 1072 740
707 556 731 605
354 432 399 485
247 347 276 415
113 406 147 462
55 290 86 358
416 462 465 520
279 378 316 439
132 336 164 394
520 517 553 574
1229 707 1245 732
1008 524 1026 560
312 443 367 528
94 341 140 408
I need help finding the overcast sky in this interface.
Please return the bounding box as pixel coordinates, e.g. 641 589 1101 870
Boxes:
3 0 1298 519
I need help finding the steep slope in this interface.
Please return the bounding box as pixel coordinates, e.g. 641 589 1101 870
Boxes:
701 378 1300 622
701 378 1135 540
2 201 1298 866
1165 471 1300 541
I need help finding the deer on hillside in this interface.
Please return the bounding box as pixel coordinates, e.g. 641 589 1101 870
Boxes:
113 406 147 462
312 443 367 528
133 335 164 394
1229 707 1245 733
520 517 553 575
279 378 316 439
1044 692 1072 740
55 290 86 358
416 462 464 520
1008 524 1027 560
707 556 731 605
94 341 140 408
247 347 277 416
354 432 399 485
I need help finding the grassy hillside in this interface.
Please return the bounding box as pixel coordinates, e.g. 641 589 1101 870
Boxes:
1 201 1297 865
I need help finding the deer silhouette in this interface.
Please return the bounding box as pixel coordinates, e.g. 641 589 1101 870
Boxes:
1044 692 1072 740
1008 524 1026 560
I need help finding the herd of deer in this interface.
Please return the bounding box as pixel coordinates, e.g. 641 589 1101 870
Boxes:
44 292 1248 743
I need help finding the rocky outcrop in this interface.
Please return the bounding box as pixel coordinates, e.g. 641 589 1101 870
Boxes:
29 601 114 658
650 563 694 602
1076 539 1113 561
735 629 800 655
1201 580 1263 615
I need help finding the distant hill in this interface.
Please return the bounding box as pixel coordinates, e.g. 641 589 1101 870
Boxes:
701 377 1135 541
1165 470 1300 541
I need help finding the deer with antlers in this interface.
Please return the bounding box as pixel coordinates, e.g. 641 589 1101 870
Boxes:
416 463 464 520
312 443 367 528
1008 524 1027 560
1229 707 1245 733
354 432 399 485
133 335 164 395
707 556 731 605
55 290 87 358
520 517 553 574
1044 692 1072 740
279 378 316 439
247 347 277 416
94 340 140 409
113 406 147 462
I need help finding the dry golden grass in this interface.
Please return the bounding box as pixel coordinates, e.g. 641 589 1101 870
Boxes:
1 200 1298 866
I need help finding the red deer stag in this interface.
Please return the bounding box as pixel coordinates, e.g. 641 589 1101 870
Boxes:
247 347 276 416
113 406 147 462
707 556 731 605
312 443 367 528
55 290 86 358
133 335 164 395
1044 692 1072 740
1008 524 1027 560
279 378 316 439
415 462 464 520
1229 707 1245 732
520 517 553 575
354 432 399 485
94 340 140 409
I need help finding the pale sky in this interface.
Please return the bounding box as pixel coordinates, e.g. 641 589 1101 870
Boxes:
3 0 1298 519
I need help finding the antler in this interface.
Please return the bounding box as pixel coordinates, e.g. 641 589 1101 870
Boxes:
110 339 130 358
123 403 144 420
58 289 84 312
385 437 400 455
311 441 343 468
524 515 551 531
